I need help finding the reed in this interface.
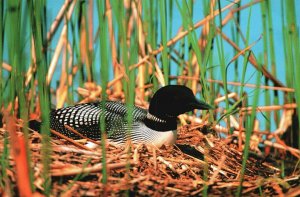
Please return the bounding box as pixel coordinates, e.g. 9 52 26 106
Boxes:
0 0 299 195
97 0 109 184
31 0 52 194
282 0 300 149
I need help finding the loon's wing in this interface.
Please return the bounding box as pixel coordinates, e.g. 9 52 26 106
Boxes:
50 101 147 140
50 102 102 139
103 101 147 122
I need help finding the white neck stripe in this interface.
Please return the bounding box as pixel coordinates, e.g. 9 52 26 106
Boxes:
146 113 167 123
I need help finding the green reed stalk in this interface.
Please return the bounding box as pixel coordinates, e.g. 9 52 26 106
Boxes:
110 0 127 95
81 2 93 82
202 2 216 117
168 1 173 40
63 19 74 105
232 2 241 93
260 1 271 131
126 25 138 197
0 2 5 190
236 1 255 195
159 0 169 85
143 1 156 88
238 57 261 197
266 1 280 128
282 0 300 149
30 0 51 194
70 8 84 101
177 38 185 81
281 2 293 103
0 0 3 107
216 0 232 133
186 0 193 89
148 1 159 90
97 0 109 184
7 0 35 192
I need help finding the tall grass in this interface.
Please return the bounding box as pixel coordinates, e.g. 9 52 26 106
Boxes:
9 0 35 191
216 0 230 132
282 0 300 149
160 0 169 85
0 0 6 191
260 0 271 132
97 0 109 184
0 1 3 107
30 0 52 194
0 0 299 195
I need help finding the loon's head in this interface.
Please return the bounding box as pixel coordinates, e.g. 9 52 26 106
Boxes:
148 85 213 120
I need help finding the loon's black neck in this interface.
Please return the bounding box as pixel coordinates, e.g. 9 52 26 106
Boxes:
144 112 177 131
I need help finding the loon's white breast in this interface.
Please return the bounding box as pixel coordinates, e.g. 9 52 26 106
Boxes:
132 122 177 148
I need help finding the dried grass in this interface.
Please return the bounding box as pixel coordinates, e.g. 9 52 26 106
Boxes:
1 117 299 196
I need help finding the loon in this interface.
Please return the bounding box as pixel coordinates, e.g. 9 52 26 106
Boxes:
49 85 212 147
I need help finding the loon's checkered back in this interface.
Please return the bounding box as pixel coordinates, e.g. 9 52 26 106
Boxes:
50 101 147 143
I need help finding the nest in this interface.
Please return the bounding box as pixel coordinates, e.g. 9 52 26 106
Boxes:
1 123 299 196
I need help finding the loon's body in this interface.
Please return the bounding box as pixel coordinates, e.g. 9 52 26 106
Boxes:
49 85 212 147
50 101 177 147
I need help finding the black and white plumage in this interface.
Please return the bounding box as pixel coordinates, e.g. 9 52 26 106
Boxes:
51 101 152 144
49 85 213 147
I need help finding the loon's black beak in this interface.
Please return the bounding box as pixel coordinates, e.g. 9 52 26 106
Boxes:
191 99 214 110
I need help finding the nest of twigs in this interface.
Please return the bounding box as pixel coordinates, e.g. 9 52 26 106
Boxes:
1 122 299 196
